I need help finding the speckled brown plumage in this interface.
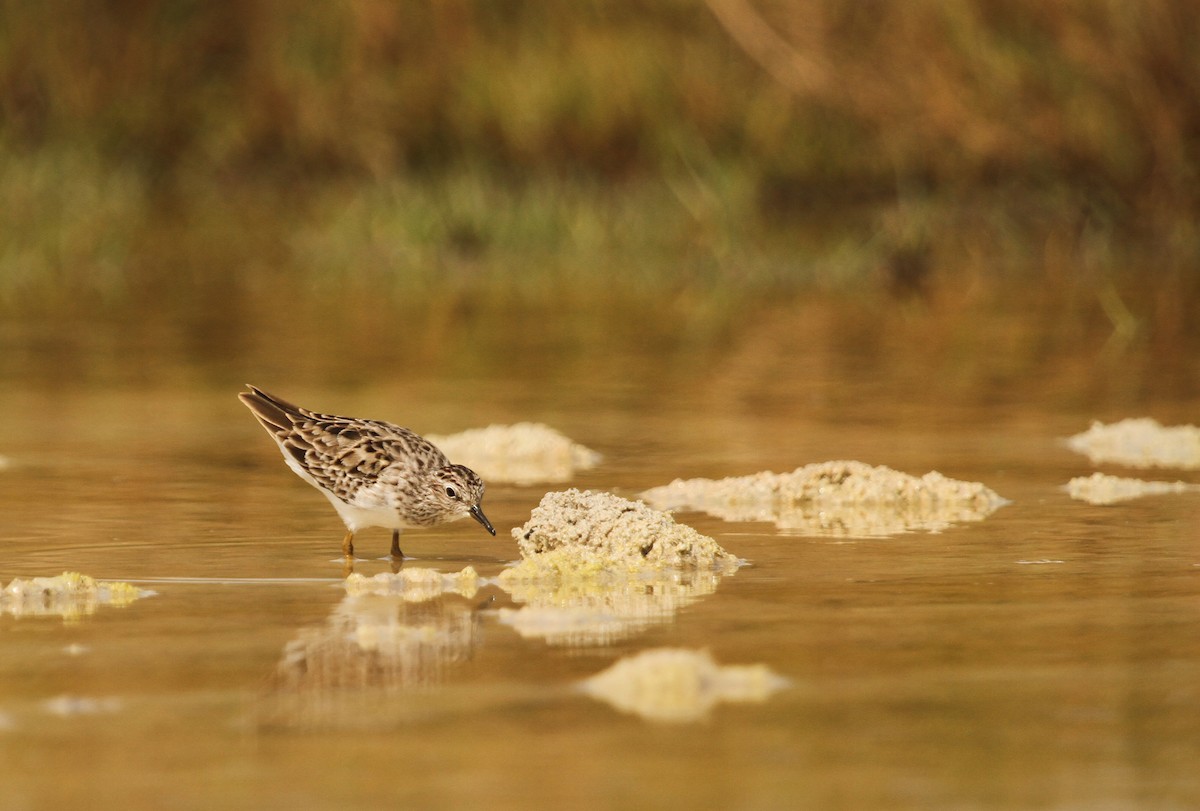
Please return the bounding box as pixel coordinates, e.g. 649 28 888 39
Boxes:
239 385 495 558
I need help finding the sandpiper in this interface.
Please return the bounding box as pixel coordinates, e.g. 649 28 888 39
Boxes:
239 385 496 558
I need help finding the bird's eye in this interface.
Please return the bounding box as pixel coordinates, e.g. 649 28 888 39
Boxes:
445 486 458 499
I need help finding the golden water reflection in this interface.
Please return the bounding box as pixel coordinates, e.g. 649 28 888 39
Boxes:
259 586 480 730
497 568 733 647
259 554 750 729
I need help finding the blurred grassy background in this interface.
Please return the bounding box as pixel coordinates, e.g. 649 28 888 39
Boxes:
1 0 1197 365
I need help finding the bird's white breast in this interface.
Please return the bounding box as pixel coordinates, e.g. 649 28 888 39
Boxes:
278 445 404 532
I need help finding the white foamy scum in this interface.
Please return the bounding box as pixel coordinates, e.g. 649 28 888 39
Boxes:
344 567 480 602
507 489 735 573
496 490 737 646
1065 472 1198 505
1 572 152 619
641 460 1006 537
427 423 601 485
580 648 789 723
1066 418 1200 470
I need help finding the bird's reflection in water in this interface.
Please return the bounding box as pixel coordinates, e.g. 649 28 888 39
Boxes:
259 584 480 730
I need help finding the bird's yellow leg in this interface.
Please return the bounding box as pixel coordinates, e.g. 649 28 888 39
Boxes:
389 529 404 559
341 530 355 558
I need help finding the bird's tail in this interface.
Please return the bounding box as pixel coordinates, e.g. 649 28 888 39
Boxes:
238 385 305 434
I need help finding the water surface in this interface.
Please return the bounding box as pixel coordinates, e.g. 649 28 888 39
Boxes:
1 302 1197 810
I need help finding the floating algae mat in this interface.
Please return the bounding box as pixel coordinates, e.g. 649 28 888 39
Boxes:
1 572 152 620
427 423 601 485
1065 473 1199 506
579 648 789 723
345 567 480 602
641 460 1006 537
1066 418 1200 470
503 489 736 576
495 490 737 646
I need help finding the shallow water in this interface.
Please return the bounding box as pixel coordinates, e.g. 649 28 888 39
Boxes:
1 301 1198 810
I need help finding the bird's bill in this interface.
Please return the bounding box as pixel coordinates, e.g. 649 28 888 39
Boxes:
470 504 496 536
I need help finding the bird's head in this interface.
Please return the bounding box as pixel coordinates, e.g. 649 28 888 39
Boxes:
428 464 495 535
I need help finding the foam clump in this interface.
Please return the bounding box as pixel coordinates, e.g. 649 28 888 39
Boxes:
495 491 737 645
344 567 480 601
642 460 1006 537
427 423 601 485
1 572 151 619
1065 472 1197 505
503 489 734 580
580 648 789 723
1066 418 1200 470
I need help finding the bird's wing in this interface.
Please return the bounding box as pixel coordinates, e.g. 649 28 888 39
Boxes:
240 386 448 504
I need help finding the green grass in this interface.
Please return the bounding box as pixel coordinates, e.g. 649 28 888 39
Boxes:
2 0 1198 334
0 144 147 307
